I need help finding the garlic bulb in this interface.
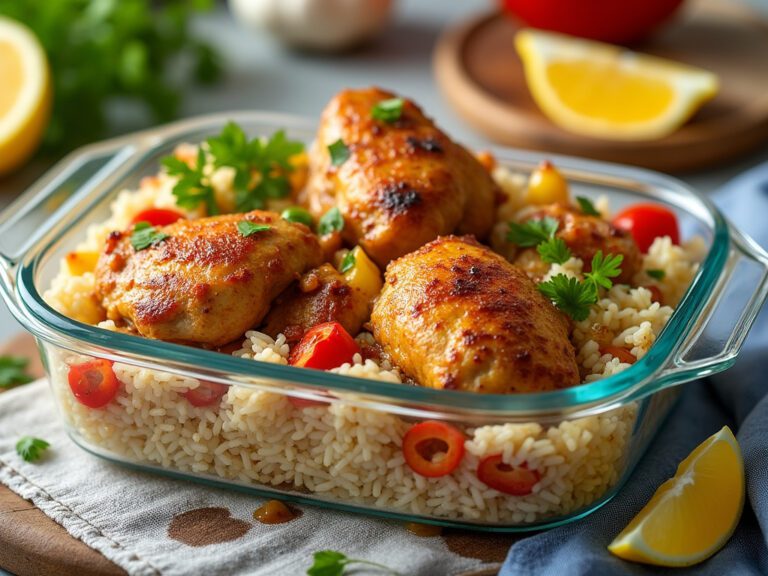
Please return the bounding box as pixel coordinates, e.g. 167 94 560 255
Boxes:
229 0 394 51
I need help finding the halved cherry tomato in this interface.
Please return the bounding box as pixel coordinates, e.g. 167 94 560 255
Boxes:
612 203 679 253
402 421 466 478
600 346 637 365
644 284 664 305
183 381 229 407
288 322 360 371
67 359 119 409
476 455 540 496
131 208 185 227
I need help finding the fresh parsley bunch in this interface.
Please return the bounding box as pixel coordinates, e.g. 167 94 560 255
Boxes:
162 123 304 215
0 0 221 153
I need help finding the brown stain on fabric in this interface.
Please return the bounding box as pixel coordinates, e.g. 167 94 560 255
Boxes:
443 530 524 563
168 507 251 546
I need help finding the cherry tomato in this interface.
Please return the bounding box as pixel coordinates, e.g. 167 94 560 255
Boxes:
131 208 185 227
501 0 685 44
476 455 540 496
288 322 360 371
402 421 466 478
612 203 680 253
67 359 119 409
183 381 229 407
600 346 637 365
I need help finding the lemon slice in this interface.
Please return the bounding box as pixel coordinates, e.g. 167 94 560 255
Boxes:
515 29 719 141
0 16 51 175
608 426 744 567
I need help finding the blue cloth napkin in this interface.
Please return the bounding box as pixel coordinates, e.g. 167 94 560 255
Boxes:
501 161 768 576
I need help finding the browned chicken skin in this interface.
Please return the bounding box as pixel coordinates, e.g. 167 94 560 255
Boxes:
95 211 322 347
303 87 498 267
514 203 641 283
261 263 370 344
371 236 580 394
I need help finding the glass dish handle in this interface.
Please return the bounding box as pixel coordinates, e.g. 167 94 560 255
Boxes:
655 224 768 390
0 141 138 309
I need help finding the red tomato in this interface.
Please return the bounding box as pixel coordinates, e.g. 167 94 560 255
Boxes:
501 0 685 44
183 381 229 407
131 208 185 227
402 421 466 478
287 395 327 409
67 359 120 409
612 203 680 253
600 346 637 365
476 455 540 496
288 322 360 371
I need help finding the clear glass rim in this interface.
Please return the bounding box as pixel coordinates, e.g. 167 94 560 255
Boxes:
11 112 732 416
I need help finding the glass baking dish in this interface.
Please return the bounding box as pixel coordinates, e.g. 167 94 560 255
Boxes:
1 112 767 532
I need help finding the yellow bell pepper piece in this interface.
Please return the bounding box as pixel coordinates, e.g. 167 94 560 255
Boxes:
64 251 100 276
343 246 382 301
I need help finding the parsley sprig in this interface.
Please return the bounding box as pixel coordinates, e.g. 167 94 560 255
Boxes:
507 217 558 247
162 122 304 215
538 250 624 321
307 550 401 576
647 269 665 280
371 98 404 123
237 221 270 237
162 148 218 215
131 222 170 251
16 437 50 463
537 237 571 265
0 356 34 388
339 251 356 273
576 196 601 216
318 207 344 236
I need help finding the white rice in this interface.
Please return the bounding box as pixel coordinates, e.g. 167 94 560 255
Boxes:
42 155 703 526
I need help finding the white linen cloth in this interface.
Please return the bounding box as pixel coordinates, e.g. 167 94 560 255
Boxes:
0 380 489 576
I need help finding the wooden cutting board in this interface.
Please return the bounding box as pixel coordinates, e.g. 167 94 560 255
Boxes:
0 333 515 575
433 0 768 172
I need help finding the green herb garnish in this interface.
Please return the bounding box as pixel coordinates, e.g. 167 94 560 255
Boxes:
328 139 350 167
371 98 404 123
584 251 624 290
281 207 313 227
538 250 624 321
646 269 666 280
130 222 169 251
318 207 344 236
237 221 270 237
307 550 401 576
538 275 597 322
339 251 356 273
16 437 50 463
0 0 220 153
0 356 34 388
507 217 559 247
162 148 218 216
576 196 600 216
206 123 303 212
537 237 572 265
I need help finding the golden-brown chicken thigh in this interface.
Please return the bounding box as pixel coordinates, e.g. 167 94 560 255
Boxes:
261 263 369 344
95 211 322 346
371 236 580 394
304 87 498 267
513 203 641 283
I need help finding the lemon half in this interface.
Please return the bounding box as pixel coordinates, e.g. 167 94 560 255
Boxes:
609 426 744 567
0 16 51 175
515 29 719 141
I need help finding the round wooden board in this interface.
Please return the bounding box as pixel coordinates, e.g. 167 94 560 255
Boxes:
433 0 768 172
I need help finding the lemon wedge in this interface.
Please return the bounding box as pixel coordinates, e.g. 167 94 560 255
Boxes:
515 29 719 141
608 426 744 567
0 16 51 176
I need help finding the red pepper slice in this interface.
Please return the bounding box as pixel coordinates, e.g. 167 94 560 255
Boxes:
288 322 360 371
600 345 637 365
67 359 119 409
612 203 679 253
183 381 229 407
476 455 540 496
131 208 185 227
402 421 466 478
